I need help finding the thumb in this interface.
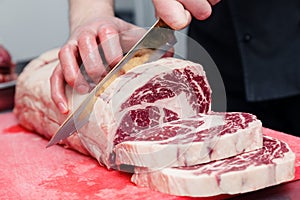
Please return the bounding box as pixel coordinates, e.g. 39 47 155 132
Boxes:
152 0 191 30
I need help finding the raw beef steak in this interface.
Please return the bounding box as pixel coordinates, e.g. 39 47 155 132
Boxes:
132 136 296 197
115 112 263 168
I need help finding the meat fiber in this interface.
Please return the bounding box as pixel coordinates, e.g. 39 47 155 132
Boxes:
132 136 295 197
115 112 263 168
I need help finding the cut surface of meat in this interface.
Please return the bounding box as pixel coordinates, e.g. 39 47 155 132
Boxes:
115 112 263 168
77 57 212 168
132 136 296 197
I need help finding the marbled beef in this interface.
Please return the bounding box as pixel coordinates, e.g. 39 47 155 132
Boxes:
14 48 294 197
132 136 295 197
77 57 212 168
115 112 263 168
14 50 213 168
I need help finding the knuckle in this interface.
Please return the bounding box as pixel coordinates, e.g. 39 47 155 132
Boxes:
86 65 103 77
98 23 118 36
77 32 93 44
170 20 188 30
86 66 106 80
58 46 68 57
64 75 75 87
58 44 74 59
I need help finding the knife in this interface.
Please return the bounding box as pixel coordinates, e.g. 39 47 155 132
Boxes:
46 19 176 148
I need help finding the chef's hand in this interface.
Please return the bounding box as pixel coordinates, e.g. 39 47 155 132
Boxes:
152 0 221 30
50 0 143 114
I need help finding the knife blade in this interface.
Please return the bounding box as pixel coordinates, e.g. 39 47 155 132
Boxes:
46 19 176 148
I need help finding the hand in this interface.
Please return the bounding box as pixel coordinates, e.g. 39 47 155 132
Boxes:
50 16 143 114
152 0 221 30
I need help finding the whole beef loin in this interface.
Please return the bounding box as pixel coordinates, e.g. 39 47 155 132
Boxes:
132 136 295 197
14 50 213 168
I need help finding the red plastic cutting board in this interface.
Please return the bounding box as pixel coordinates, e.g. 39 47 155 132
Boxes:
0 112 299 200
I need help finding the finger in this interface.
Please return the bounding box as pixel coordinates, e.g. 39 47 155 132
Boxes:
77 31 107 84
208 0 221 6
152 0 192 30
50 64 69 114
59 43 90 94
119 26 146 53
111 18 147 53
114 18 147 52
98 24 123 68
178 0 212 20
162 47 174 58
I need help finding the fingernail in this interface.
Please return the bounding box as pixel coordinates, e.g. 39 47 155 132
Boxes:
77 84 90 94
58 102 69 114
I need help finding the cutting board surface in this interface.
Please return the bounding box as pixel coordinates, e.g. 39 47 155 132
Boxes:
0 112 299 200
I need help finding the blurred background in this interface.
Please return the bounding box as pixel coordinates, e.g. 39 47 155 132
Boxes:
0 0 187 64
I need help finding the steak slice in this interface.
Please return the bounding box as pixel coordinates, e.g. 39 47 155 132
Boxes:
115 112 263 168
132 136 296 197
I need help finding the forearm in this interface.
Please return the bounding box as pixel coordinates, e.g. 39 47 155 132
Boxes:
69 0 115 33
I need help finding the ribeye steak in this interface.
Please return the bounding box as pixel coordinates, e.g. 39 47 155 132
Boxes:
132 136 295 197
115 112 263 168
